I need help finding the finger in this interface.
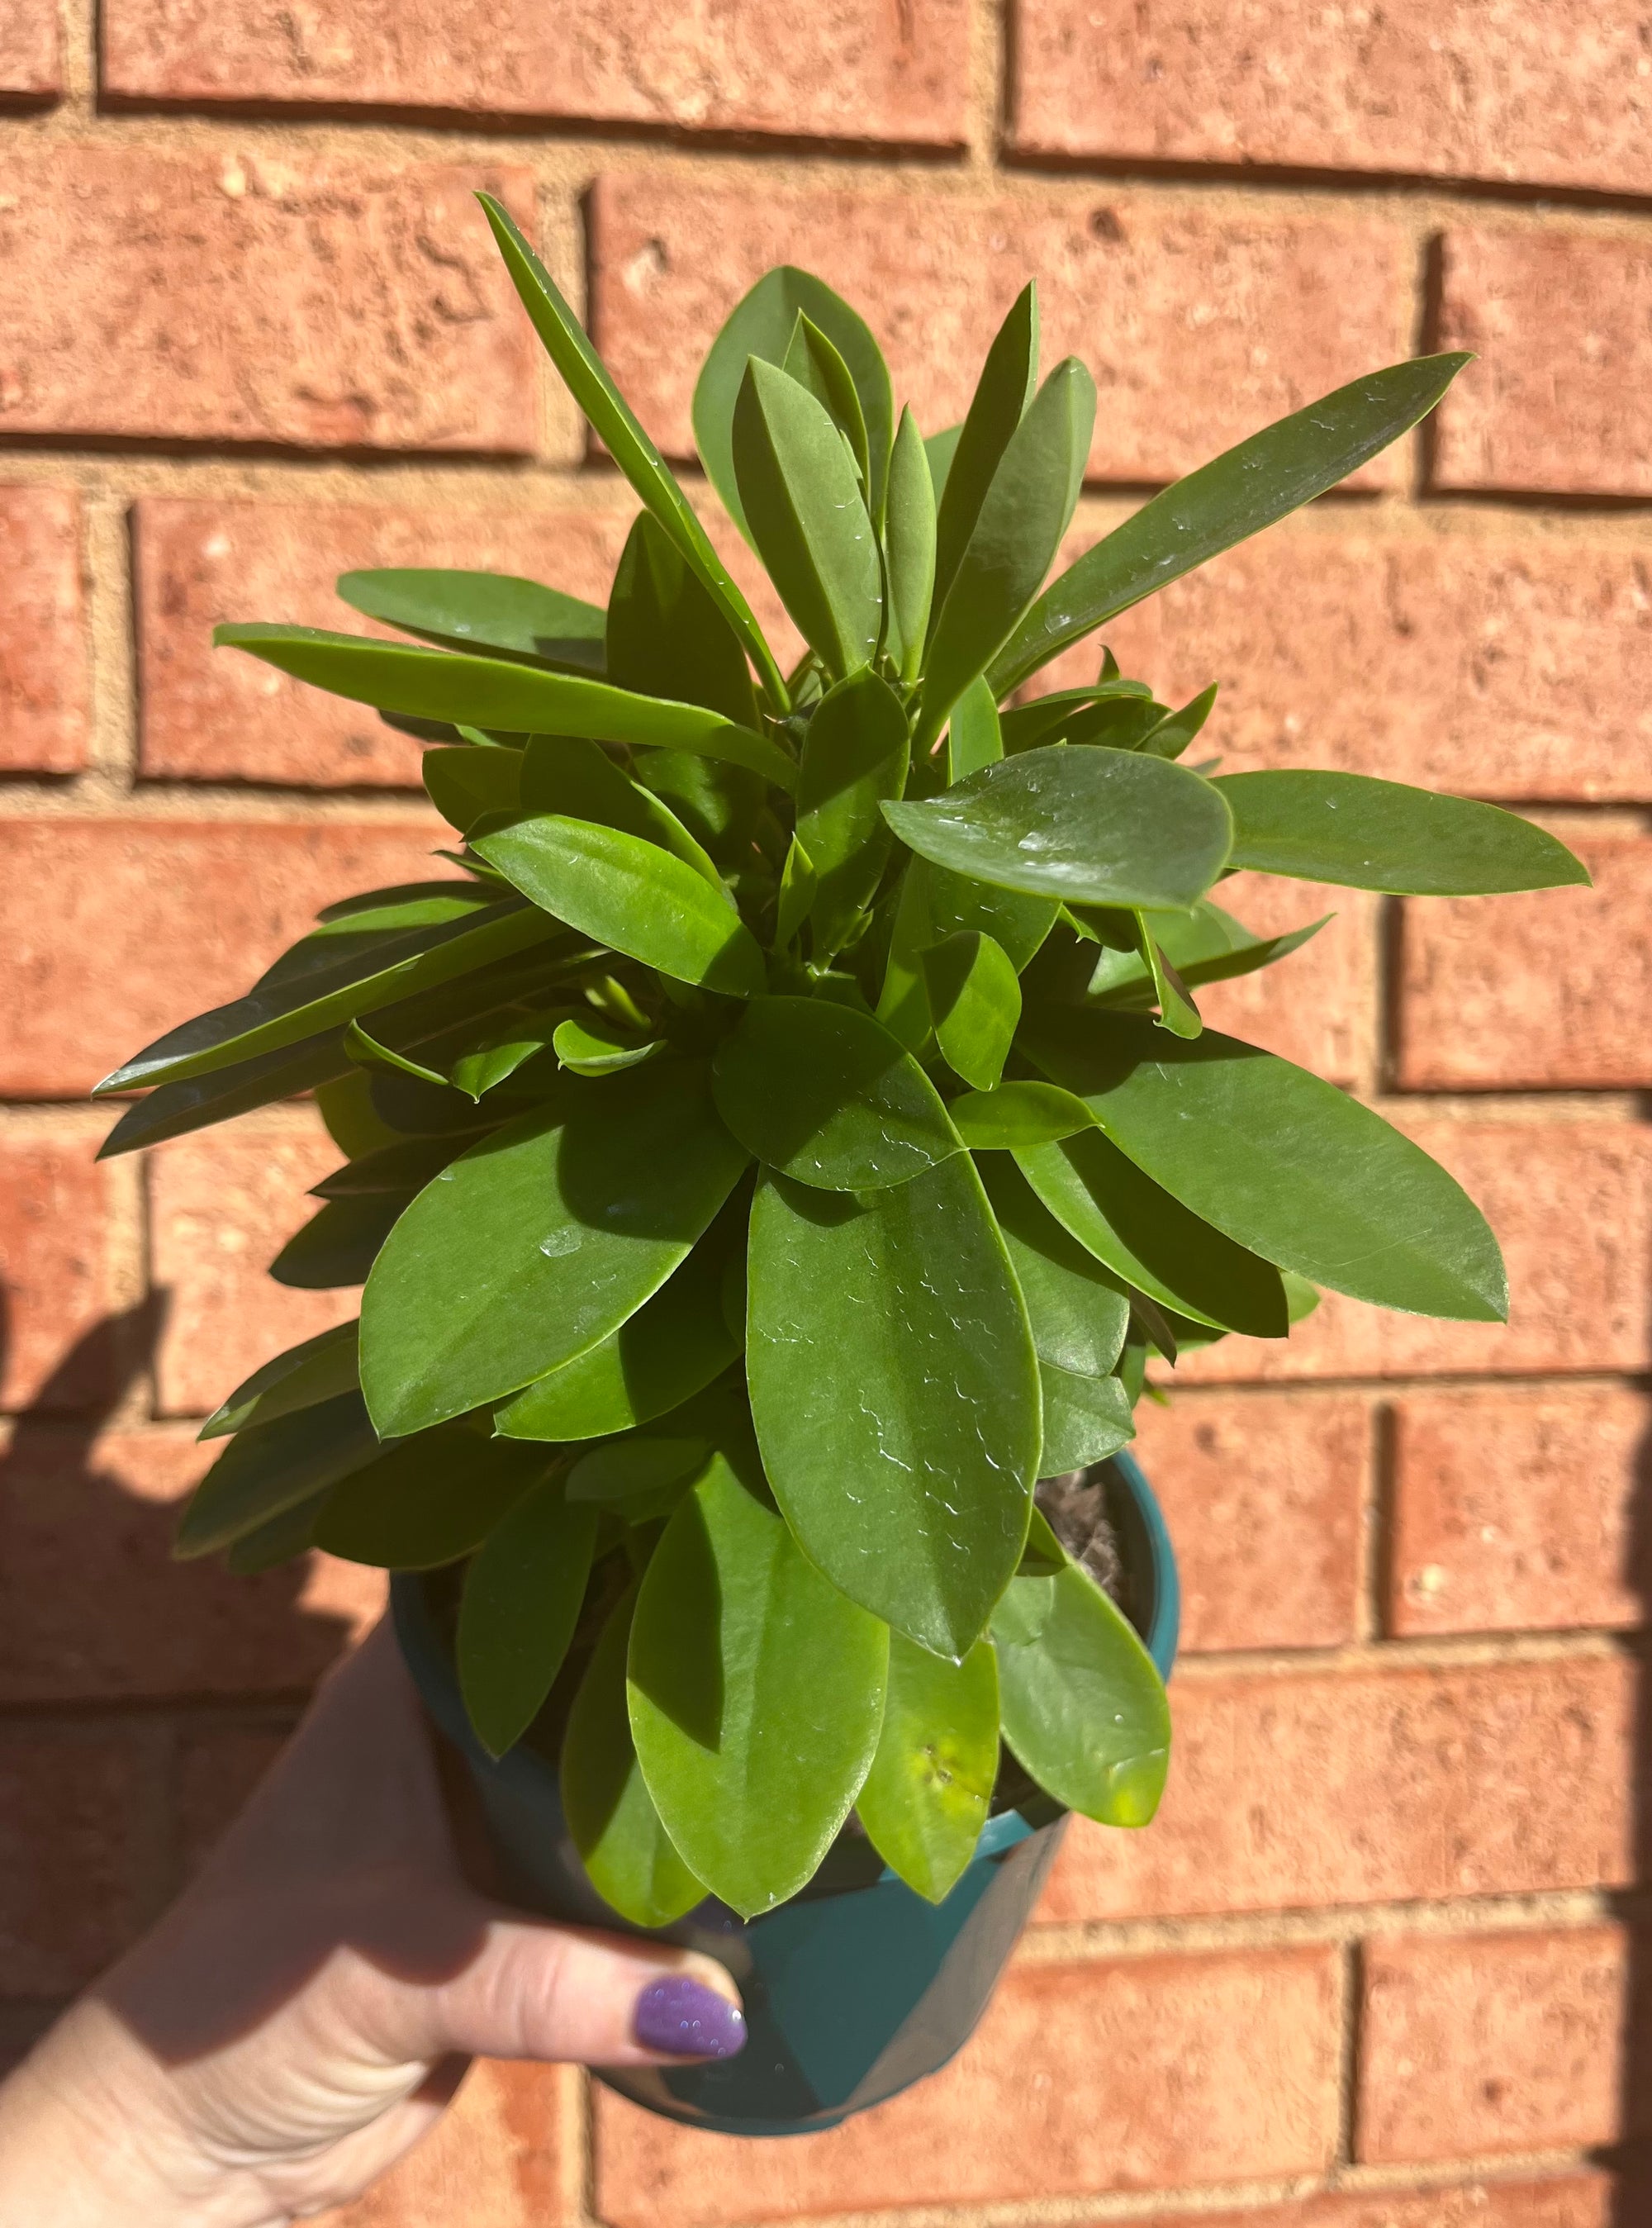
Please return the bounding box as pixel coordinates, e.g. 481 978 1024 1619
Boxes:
365 1910 748 2069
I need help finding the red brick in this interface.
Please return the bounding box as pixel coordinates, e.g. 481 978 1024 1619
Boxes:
0 1725 157 1990
1194 872 1376 1087
1120 2178 1612 2228
320 2061 572 2228
0 150 535 450
1390 1384 1652 1639
1009 0 1652 197
0 817 445 1099
1042 1654 1633 1924
1170 1115 1652 1384
591 174 1413 490
150 1113 361 1416
104 0 965 147
136 497 633 789
0 486 86 772
1065 521 1652 805
1398 831 1652 1090
595 1946 1341 2221
1130 1392 1368 1652
1358 1926 1642 2162
0 1425 380 1704
0 1118 121 1413
0 1 59 96
1436 228 1652 499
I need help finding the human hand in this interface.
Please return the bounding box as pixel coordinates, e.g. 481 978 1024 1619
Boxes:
0 1622 744 2227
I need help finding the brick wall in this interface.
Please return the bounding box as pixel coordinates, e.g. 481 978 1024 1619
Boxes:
0 2 1648 2222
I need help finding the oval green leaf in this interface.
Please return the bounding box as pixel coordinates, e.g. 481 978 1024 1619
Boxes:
314 1429 550 1570
923 930 1021 1091
948 1080 1095 1151
856 1635 999 1903
520 734 723 887
795 667 910 955
605 509 760 730
200 1320 360 1441
457 1483 599 1757
339 568 606 673
176 1392 381 1560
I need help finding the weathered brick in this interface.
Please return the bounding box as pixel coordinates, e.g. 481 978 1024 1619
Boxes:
1009 0 1652 197
595 1947 1341 2221
1122 2177 1612 2228
0 486 87 773
1130 1392 1369 1652
1194 872 1376 1087
591 174 1413 488
0 150 535 450
0 1726 156 1991
104 0 966 147
1042 1654 1633 1924
149 1112 360 1416
0 1118 121 1413
0 1425 380 1704
1397 830 1652 1090
320 2062 572 2228
1170 1115 1652 1384
1390 1383 1652 1638
0 1 59 95
1436 227 1652 498
0 817 445 1099
1358 1926 1644 2162
1069 520 1652 805
135 497 634 789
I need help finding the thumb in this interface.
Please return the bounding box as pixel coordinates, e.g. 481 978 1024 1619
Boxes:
374 1903 748 2069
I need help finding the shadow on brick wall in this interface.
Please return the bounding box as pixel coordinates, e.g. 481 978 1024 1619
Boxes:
1612 1367 1652 2218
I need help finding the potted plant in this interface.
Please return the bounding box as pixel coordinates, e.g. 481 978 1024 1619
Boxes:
95 201 1587 2137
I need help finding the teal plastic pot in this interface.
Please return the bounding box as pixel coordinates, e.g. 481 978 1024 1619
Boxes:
392 1450 1179 2138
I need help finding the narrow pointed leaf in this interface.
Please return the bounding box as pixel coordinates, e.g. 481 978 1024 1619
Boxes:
605 509 759 729
783 311 871 490
450 1016 566 1099
884 747 1232 910
923 931 1021 1090
553 1014 662 1076
1025 1009 1508 1322
458 1484 599 1756
931 283 1038 620
519 734 722 887
747 1159 1040 1657
476 816 766 997
201 1321 360 1441
359 1063 749 1435
857 1637 999 1903
947 676 1003 782
949 1080 1095 1150
877 857 1057 1051
176 1393 381 1559
269 1191 405 1290
774 836 817 952
339 568 605 673
713 995 960 1190
1137 683 1218 762
999 680 1154 753
1086 900 1329 1005
990 353 1473 694
1134 915 1203 1038
795 667 909 954
1216 771 1591 894
628 1454 889 1917
885 405 937 682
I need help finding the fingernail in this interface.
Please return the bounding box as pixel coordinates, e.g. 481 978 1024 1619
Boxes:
634 1974 747 2059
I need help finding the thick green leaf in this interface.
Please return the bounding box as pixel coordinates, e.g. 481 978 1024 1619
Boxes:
732 359 882 681
783 311 871 491
605 510 759 729
990 354 1472 694
632 747 765 870
96 897 556 1096
998 681 1153 754
449 1016 566 1099
857 1636 999 1903
315 1428 549 1569
1137 683 1218 762
924 422 963 503
774 835 817 952
567 1435 709 1511
1216 771 1590 895
359 1062 749 1435
562 1584 706 1927
923 932 1021 1091
224 1489 330 1575
884 747 1232 910
747 1158 1040 1657
200 1321 359 1441
1039 1362 1135 1472
494 1238 740 1442
176 1393 380 1559
553 1014 661 1076
478 194 786 709
423 743 523 834
947 677 1004 783
993 1509 1170 1825
692 264 894 542
918 359 1095 753
1134 915 1203 1039
343 1019 449 1092
1065 696 1170 750
519 734 722 887
877 856 1058 1051
931 283 1038 622
980 1155 1132 1381
713 995 960 1190
948 1079 1094 1150
338 568 606 672
1025 1009 1508 1321
628 1452 889 1917
476 817 766 997
99 1030 355 1159
216 626 795 790
458 1484 598 1756
1016 1125 1289 1337
268 1191 406 1290
1085 899 1328 1006
795 667 910 954
885 405 937 682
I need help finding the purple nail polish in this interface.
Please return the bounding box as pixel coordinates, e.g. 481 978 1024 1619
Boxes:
634 1974 748 2059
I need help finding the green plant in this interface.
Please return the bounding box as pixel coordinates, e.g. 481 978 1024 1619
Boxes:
97 202 1587 1925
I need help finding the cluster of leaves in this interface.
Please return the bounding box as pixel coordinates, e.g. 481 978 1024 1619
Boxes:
96 199 1588 1925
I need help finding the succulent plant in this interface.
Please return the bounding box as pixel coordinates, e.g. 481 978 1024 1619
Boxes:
96 198 1588 1922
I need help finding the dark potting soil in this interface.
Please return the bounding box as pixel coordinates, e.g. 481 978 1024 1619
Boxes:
1035 1468 1130 1614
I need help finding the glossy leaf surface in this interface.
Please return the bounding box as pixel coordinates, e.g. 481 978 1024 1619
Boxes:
177 1393 379 1558
1086 900 1328 1007
923 931 1021 1091
628 1452 890 1917
857 1636 999 1903
422 743 523 834
605 510 759 729
948 1079 1094 1150
268 1192 405 1290
200 1321 359 1441
981 1155 1132 1382
795 667 910 953
946 677 1004 783
1039 1361 1135 1472
519 734 723 887
339 568 605 672
930 283 1038 620
747 1159 1039 1656
1137 683 1218 762
885 405 936 681
783 311 871 489
457 1484 598 1755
